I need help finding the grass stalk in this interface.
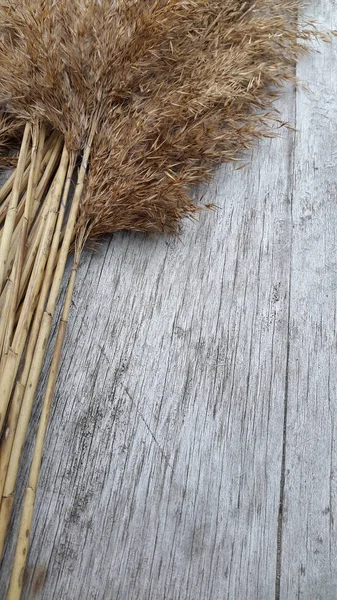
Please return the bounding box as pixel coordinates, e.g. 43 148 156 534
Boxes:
0 180 52 334
0 130 62 284
0 122 95 558
0 128 55 220
0 155 75 503
0 129 57 238
6 251 78 600
0 143 69 435
0 149 31 209
0 124 31 292
1 121 44 358
0 133 63 329
0 279 12 359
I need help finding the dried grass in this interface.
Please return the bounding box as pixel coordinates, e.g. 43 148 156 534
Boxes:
78 0 325 239
0 0 325 239
0 1 330 596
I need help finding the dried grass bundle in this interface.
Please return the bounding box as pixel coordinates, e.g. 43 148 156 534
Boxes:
79 0 312 238
0 1 328 597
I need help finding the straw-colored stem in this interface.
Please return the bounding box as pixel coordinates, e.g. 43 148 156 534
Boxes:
0 132 62 287
28 124 47 229
0 255 20 360
0 130 57 245
0 251 19 360
0 276 13 359
0 123 95 557
15 135 63 303
0 144 69 434
0 155 75 502
0 123 46 361
0 165 30 228
0 133 63 332
0 149 31 210
0 179 53 334
0 128 55 221
2 121 43 357
0 124 31 292
6 252 79 600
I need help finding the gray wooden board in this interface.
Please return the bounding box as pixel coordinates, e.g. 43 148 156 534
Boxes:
0 1 336 598
279 2 337 599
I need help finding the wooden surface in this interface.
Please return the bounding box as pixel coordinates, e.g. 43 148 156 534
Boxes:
1 2 337 598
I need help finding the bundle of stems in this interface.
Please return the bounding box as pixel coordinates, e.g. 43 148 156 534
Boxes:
0 0 327 597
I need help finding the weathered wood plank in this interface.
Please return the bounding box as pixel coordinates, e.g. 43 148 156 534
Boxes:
0 94 294 597
279 2 337 599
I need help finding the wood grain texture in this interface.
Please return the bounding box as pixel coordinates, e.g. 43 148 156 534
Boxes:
0 2 336 598
278 2 337 599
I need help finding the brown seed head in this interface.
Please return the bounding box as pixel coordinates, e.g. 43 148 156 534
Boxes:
0 1 326 238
